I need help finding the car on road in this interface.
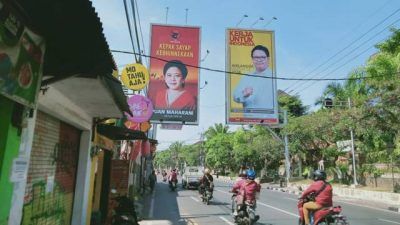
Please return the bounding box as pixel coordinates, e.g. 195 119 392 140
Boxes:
182 166 203 189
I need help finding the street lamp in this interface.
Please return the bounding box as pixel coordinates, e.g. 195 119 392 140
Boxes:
263 16 277 28
236 14 248 27
324 97 358 186
250 17 264 27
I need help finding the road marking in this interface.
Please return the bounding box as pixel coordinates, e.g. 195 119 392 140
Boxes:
190 196 200 202
216 189 299 218
335 199 400 215
378 218 400 224
219 216 235 225
257 202 300 218
149 190 155 218
284 197 297 201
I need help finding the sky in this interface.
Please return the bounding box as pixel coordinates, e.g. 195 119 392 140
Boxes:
91 0 400 151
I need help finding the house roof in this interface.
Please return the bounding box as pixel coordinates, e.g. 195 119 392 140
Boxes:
12 0 130 116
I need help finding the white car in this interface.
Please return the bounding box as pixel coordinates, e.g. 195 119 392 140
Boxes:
181 166 203 189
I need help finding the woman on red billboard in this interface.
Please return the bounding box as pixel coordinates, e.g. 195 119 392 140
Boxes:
154 60 196 110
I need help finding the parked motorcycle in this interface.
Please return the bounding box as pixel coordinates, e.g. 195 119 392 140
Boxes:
201 187 212 205
297 197 349 225
111 190 139 225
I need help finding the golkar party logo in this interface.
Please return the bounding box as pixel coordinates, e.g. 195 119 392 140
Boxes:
170 30 180 43
229 30 255 46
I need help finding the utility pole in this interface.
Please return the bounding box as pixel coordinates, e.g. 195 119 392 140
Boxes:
283 110 291 183
348 97 358 186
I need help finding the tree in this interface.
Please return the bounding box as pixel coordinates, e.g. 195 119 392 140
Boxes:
278 91 308 117
204 123 229 140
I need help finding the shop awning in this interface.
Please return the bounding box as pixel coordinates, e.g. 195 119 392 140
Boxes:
13 0 130 116
97 124 147 141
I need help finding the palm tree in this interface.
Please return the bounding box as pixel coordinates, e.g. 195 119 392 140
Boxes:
204 123 229 140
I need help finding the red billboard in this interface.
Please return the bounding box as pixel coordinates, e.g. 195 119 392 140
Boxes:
147 24 200 124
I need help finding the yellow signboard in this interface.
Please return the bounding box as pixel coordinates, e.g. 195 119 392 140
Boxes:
121 63 149 90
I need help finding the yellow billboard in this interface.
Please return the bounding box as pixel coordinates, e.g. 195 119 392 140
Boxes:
226 29 278 125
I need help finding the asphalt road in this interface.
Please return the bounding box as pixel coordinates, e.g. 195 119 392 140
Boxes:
142 179 400 225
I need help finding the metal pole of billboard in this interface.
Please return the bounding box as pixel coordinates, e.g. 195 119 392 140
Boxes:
185 8 189 24
165 7 169 24
348 97 358 186
264 110 290 185
250 17 264 28
263 17 277 28
236 14 248 27
283 110 291 184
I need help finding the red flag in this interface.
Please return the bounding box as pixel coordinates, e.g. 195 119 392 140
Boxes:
130 140 141 160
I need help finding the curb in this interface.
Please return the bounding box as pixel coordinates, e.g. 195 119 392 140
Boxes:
264 185 400 214
388 206 400 213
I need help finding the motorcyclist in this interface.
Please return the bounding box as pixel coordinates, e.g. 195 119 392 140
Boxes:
168 169 178 188
231 170 247 216
162 170 167 181
232 169 261 220
199 168 214 198
300 170 333 225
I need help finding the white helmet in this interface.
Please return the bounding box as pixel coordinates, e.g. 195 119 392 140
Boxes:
204 168 210 174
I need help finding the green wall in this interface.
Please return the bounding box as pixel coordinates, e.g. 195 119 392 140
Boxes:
0 96 21 225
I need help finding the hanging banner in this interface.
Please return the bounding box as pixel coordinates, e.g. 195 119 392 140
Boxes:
124 120 151 132
226 28 278 125
147 24 200 124
0 6 46 108
121 63 149 90
125 95 153 123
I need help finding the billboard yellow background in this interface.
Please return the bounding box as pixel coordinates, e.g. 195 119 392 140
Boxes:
228 29 275 111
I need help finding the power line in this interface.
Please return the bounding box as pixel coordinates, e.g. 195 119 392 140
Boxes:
291 19 400 94
122 0 138 62
134 0 148 66
294 44 377 95
283 0 393 92
111 49 392 81
130 0 142 63
285 6 400 92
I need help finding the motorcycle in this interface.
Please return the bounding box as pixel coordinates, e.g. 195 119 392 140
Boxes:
110 190 139 225
169 180 177 191
297 197 349 225
231 194 259 225
201 187 212 205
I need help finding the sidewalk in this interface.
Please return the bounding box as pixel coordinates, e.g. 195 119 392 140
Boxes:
216 176 400 213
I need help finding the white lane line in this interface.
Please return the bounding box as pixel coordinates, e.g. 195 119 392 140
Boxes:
219 216 235 225
216 189 299 218
257 202 299 218
378 218 400 224
190 196 200 202
149 190 155 218
335 199 400 214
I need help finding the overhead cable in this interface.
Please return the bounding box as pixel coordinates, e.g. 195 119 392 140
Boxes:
111 49 395 81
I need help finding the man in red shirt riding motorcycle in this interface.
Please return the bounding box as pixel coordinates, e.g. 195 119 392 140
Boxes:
300 170 333 225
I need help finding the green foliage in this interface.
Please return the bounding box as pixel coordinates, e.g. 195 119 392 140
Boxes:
278 93 308 117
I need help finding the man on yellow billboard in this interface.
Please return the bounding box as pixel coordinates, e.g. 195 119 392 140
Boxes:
233 45 273 118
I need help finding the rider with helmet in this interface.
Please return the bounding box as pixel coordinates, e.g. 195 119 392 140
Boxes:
199 168 214 198
232 169 261 219
300 170 333 225
231 169 248 216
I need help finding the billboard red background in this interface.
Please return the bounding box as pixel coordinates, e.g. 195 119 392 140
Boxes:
148 24 200 124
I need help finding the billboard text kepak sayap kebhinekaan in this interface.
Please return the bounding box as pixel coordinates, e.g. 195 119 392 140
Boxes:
147 24 200 125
